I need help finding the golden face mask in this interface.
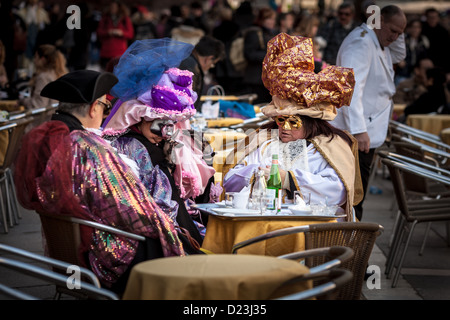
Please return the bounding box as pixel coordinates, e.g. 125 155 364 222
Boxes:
274 115 303 130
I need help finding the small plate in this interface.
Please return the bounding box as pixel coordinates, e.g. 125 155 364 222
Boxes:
289 207 313 215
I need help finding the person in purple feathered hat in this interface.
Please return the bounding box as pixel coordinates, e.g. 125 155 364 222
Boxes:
103 38 221 251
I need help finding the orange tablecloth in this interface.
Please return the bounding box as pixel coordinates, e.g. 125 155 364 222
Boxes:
202 214 337 256
406 114 450 136
122 254 310 300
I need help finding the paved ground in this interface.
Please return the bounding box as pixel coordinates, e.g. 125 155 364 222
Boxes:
1 166 449 300
362 167 450 300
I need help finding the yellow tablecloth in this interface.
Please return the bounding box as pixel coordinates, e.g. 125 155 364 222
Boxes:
122 254 310 300
406 114 450 136
212 150 229 176
202 215 336 256
207 117 243 128
0 100 24 112
441 128 450 145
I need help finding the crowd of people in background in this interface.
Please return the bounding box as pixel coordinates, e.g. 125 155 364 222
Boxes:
0 0 449 112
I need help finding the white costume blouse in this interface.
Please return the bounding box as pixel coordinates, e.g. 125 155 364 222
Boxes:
223 138 347 207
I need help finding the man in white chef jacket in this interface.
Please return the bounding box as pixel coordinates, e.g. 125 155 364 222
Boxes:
330 5 407 221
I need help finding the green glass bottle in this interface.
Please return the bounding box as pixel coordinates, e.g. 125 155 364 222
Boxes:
266 154 282 212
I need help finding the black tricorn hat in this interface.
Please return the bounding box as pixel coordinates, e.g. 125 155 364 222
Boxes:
41 70 118 103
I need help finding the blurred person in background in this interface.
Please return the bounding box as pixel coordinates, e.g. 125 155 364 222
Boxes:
19 44 68 109
96 1 134 70
242 7 277 104
421 8 450 73
393 57 434 105
179 35 225 111
318 2 357 66
394 18 430 85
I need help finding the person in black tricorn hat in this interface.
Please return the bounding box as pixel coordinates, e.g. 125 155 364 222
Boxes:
42 69 117 131
14 70 187 295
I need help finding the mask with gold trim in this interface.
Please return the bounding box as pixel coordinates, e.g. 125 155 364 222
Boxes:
274 115 303 130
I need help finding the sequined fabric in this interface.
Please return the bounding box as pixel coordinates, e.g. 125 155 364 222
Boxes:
262 33 355 110
110 136 179 223
27 123 184 287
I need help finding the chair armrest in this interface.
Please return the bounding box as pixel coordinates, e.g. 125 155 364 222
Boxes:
274 268 353 300
0 243 100 287
37 212 146 242
278 246 354 273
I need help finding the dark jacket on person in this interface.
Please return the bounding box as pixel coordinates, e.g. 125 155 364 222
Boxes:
179 54 203 111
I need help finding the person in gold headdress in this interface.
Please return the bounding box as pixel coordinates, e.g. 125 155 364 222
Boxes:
222 33 363 221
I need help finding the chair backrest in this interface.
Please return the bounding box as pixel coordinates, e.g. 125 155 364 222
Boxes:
0 117 34 171
37 211 145 266
38 212 83 266
391 133 450 167
389 120 446 148
0 256 118 300
0 243 100 288
303 222 383 300
274 268 353 300
380 157 450 220
278 246 354 274
274 246 354 300
392 141 434 195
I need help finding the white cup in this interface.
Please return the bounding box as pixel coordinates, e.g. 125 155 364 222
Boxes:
225 192 249 209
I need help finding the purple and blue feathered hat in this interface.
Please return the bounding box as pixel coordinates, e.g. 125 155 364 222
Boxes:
103 38 197 130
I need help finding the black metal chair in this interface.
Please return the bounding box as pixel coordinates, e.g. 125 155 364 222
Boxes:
379 155 450 287
0 244 118 300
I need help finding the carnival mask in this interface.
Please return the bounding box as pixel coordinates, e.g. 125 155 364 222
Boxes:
150 119 175 139
274 115 303 130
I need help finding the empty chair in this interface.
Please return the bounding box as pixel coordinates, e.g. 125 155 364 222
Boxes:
391 133 450 168
0 256 118 300
380 156 450 287
0 117 34 233
0 243 104 300
389 120 448 150
232 222 383 300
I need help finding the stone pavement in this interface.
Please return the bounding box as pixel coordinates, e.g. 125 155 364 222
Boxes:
1 169 449 300
362 169 450 300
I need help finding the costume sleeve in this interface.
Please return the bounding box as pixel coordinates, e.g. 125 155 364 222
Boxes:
223 146 263 192
289 146 347 207
336 35 372 135
223 163 259 192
